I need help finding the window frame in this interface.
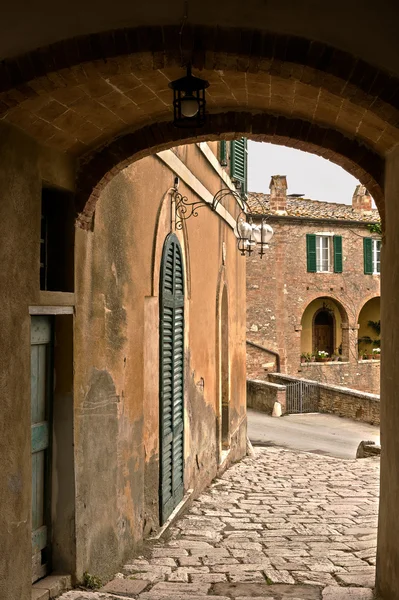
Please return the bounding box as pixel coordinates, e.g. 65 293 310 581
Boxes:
315 234 332 273
372 239 381 275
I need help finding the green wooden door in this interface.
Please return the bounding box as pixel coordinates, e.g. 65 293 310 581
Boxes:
31 316 53 582
160 234 185 524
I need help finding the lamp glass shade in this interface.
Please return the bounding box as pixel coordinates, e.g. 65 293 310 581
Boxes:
180 95 200 117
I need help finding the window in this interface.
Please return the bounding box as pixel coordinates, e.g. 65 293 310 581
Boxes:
364 237 381 275
40 187 75 292
372 239 381 274
316 235 331 272
306 234 342 273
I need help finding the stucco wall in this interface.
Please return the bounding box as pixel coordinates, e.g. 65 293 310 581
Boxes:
377 145 399 599
73 145 247 580
0 128 246 597
0 122 75 600
358 297 380 356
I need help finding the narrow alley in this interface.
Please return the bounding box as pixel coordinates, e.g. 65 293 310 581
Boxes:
59 447 379 600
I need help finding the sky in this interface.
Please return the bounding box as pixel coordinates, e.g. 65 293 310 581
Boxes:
248 141 361 205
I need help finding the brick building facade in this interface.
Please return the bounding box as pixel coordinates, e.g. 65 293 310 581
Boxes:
246 177 381 394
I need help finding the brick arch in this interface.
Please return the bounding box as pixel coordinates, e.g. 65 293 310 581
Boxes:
2 25 399 120
1 25 399 162
300 295 351 358
75 111 384 229
356 294 381 324
300 294 350 327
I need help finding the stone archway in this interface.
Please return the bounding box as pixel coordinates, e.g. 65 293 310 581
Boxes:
3 13 399 599
1 25 398 226
73 115 384 228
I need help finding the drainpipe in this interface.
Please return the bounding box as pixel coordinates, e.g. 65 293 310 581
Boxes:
246 340 281 373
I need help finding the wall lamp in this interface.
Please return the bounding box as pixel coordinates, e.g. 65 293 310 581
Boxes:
171 187 274 258
169 65 209 128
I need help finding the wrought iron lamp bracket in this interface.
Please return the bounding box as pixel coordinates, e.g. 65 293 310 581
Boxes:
174 191 207 230
170 186 273 257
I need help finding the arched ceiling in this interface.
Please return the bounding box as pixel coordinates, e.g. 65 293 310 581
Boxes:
0 18 395 227
1 1 399 76
1 30 399 160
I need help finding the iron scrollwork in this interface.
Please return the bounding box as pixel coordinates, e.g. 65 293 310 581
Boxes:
175 192 207 230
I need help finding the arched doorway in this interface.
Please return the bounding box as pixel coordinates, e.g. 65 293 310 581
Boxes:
159 233 185 524
301 297 349 360
221 286 230 450
358 297 381 359
313 309 335 356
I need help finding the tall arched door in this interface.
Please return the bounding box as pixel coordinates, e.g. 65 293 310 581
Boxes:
159 234 185 524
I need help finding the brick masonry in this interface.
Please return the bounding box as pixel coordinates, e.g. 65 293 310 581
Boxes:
247 379 286 413
246 188 381 395
299 361 380 395
74 116 385 228
267 373 380 425
0 25 396 225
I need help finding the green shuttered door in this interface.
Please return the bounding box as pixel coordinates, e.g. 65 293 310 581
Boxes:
160 234 185 524
333 236 343 273
306 234 317 272
364 238 373 274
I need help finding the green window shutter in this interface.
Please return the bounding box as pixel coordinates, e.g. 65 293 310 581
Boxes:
220 141 227 166
230 138 248 195
306 234 317 272
333 236 343 273
364 238 373 274
160 233 185 524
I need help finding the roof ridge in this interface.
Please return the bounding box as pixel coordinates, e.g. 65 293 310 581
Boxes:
247 191 380 222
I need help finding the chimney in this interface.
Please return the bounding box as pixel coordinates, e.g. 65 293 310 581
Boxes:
269 175 287 213
352 184 372 212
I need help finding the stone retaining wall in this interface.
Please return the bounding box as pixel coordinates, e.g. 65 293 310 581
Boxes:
251 373 381 425
247 379 286 414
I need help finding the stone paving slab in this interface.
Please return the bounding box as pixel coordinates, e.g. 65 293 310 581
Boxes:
58 448 379 600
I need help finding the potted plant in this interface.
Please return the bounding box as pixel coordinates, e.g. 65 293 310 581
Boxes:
300 353 307 364
372 348 381 360
317 350 329 362
310 353 316 362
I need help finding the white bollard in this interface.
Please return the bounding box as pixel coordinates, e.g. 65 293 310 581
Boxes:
272 401 282 417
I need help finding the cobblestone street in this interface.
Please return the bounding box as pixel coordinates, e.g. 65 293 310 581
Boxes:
60 448 379 600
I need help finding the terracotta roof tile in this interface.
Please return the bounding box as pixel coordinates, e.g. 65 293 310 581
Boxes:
247 192 380 222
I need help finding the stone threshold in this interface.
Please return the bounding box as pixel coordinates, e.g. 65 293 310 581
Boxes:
32 574 71 600
149 488 194 540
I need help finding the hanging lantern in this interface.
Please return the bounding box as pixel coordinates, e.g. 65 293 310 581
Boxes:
212 188 274 258
169 65 209 128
